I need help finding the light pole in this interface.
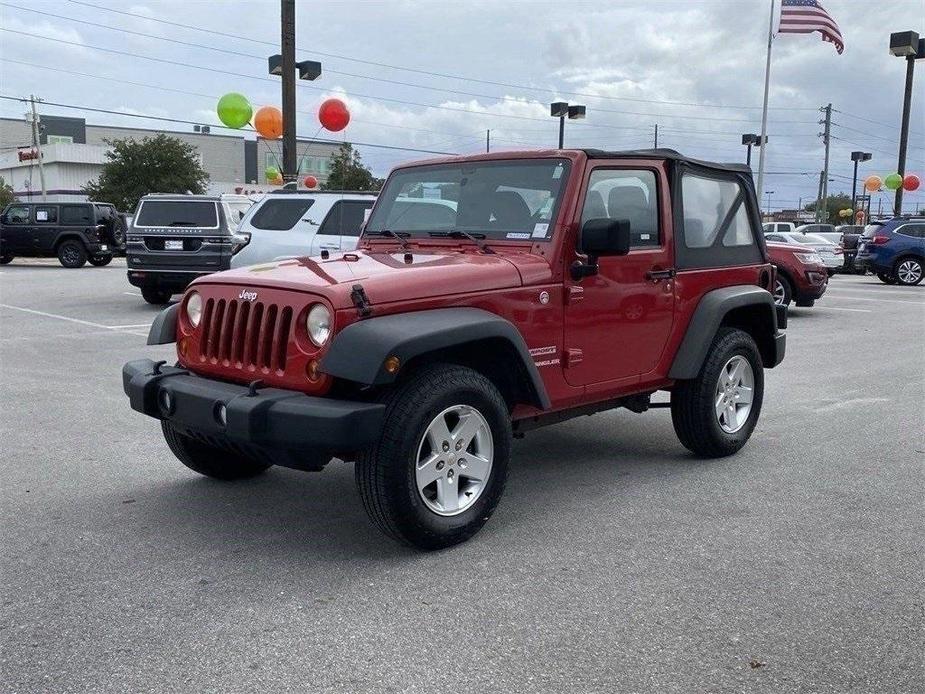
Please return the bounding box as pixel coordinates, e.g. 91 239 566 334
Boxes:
889 31 925 215
550 101 585 149
850 151 872 213
765 190 775 217
741 133 766 168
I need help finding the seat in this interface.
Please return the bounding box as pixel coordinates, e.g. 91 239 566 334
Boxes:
488 191 532 230
608 187 656 245
582 189 607 223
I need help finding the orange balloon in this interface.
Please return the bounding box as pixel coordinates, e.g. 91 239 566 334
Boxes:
254 106 283 139
864 175 882 192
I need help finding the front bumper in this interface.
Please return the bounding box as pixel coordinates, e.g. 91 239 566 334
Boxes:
794 269 828 301
122 359 385 455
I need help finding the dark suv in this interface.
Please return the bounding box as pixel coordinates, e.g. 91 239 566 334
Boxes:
126 194 250 304
855 217 925 285
0 201 117 267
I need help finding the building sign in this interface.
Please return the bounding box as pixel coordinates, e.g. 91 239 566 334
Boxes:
17 149 39 162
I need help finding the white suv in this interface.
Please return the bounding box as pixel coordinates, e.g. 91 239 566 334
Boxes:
231 191 376 268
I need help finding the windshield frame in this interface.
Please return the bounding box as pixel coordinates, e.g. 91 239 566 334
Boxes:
364 157 572 243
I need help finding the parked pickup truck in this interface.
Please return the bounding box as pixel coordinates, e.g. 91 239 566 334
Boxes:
123 148 786 549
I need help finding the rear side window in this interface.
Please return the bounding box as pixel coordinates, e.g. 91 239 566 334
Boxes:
677 171 762 269
248 199 314 231
60 205 93 225
318 200 375 237
34 206 58 223
135 201 218 228
894 223 925 239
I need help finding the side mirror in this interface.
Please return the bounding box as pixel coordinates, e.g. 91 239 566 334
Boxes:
573 218 631 279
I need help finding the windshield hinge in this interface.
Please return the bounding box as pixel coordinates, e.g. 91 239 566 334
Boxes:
351 284 372 318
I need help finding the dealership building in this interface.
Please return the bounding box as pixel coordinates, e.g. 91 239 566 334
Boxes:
0 115 341 203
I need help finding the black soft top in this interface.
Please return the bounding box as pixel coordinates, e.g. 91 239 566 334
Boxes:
583 148 751 175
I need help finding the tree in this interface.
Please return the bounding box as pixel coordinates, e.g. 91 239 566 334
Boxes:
82 134 209 211
0 176 15 208
803 193 853 223
322 143 382 191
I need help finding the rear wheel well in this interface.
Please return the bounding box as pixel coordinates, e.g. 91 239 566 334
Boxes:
720 305 776 368
54 234 86 251
398 338 539 412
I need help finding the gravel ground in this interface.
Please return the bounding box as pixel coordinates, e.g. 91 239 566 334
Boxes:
1 259 922 693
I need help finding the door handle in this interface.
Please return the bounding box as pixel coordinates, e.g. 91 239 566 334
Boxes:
646 268 676 281
320 244 339 249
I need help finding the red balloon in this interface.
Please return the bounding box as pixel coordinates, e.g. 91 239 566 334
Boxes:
903 173 920 192
318 98 350 132
303 175 318 189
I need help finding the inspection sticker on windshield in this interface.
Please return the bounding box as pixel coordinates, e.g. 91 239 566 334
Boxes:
506 232 531 239
552 165 563 179
532 223 549 238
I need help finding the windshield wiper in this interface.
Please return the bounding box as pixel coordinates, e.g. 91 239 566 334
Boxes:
428 230 495 254
364 229 411 249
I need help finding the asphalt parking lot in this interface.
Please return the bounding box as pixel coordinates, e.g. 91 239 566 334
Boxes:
1 259 922 694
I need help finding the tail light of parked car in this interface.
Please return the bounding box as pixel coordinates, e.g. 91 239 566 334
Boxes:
870 235 890 245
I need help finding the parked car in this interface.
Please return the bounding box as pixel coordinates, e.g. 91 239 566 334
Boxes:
126 194 252 304
231 191 376 268
0 201 116 268
123 148 786 549
764 231 842 275
763 222 796 234
855 217 925 285
795 223 837 236
765 242 828 306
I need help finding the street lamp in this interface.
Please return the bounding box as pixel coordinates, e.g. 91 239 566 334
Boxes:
741 133 766 168
765 190 775 217
889 31 925 215
850 151 872 213
550 101 585 149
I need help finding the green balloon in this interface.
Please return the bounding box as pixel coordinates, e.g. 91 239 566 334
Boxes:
884 173 903 191
265 166 279 179
217 93 252 129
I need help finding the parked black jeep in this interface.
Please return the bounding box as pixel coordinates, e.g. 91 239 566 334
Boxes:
0 201 117 268
126 194 251 304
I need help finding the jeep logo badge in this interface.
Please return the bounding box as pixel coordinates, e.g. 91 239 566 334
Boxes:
238 289 258 302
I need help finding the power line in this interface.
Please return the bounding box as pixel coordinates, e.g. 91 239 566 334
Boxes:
63 0 819 113
831 120 925 151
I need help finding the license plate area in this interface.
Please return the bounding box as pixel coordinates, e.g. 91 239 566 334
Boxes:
165 240 184 251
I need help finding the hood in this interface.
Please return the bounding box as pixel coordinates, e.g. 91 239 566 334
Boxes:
194 248 547 309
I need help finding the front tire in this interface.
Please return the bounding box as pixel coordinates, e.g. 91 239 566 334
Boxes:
356 363 512 550
57 240 87 268
877 272 897 285
141 287 173 304
773 274 792 306
0 254 12 265
161 421 271 480
894 257 923 286
88 254 113 267
671 327 764 458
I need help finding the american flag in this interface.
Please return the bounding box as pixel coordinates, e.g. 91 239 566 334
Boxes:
778 0 845 55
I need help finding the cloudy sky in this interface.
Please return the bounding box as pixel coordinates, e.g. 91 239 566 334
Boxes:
1 0 923 213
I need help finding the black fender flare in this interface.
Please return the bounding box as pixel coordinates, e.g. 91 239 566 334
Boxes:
147 303 179 345
669 285 780 379
319 307 551 410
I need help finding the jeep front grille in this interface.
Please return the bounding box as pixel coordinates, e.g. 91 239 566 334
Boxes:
198 298 293 372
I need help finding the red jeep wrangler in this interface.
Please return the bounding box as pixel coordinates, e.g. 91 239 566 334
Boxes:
124 149 786 549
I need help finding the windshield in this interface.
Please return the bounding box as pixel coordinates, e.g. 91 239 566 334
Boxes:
136 201 218 228
365 159 570 241
862 223 884 237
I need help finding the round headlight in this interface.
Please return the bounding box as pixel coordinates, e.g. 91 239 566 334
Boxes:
306 303 332 347
186 291 202 328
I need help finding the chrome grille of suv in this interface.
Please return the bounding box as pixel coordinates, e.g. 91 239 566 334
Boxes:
198 298 293 372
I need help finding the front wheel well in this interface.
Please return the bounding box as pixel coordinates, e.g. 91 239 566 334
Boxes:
720 305 777 368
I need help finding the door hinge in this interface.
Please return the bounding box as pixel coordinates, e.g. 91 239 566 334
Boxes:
565 348 583 367
567 285 584 304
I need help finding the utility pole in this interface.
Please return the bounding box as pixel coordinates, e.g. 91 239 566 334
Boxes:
818 103 832 224
654 124 658 148
280 0 297 181
28 95 47 202
486 129 490 153
815 170 825 223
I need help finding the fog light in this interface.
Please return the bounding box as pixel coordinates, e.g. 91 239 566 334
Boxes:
214 402 227 426
159 389 174 414
384 355 401 374
306 359 320 381
178 336 189 358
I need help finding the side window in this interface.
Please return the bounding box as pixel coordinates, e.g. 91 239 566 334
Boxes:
248 199 314 231
318 201 374 236
581 169 659 247
60 205 93 226
678 171 762 268
895 223 925 239
4 205 31 224
766 234 784 242
34 206 58 224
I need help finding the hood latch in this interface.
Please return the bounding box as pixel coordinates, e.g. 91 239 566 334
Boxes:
351 284 372 318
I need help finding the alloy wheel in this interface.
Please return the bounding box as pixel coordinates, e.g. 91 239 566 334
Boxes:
772 280 786 306
897 259 922 285
714 355 755 434
415 404 493 516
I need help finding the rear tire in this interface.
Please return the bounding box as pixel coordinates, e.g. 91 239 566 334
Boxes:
0 255 12 265
141 287 173 304
877 272 897 285
57 240 87 268
88 254 113 267
355 363 511 550
161 421 271 480
671 327 764 458
893 257 923 286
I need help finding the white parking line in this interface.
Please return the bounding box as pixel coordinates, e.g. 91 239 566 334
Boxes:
826 286 923 296
811 306 872 313
0 303 150 334
821 295 925 306
107 323 152 329
123 291 141 296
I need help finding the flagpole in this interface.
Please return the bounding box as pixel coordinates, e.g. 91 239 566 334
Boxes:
755 0 776 206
